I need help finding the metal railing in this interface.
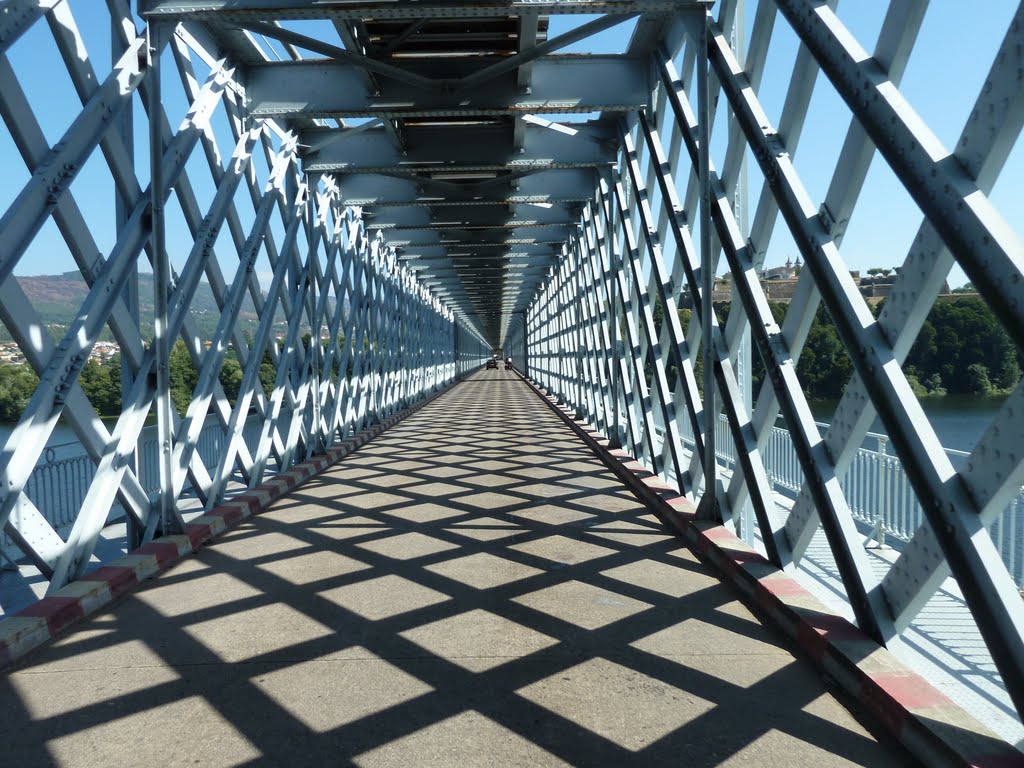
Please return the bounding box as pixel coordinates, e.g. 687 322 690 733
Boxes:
11 409 1021 588
3 418 265 561
674 414 1024 588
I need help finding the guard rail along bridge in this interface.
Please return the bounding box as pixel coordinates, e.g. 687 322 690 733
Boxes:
1 1 1023 765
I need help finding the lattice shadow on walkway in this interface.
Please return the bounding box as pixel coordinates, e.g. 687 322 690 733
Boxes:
0 373 910 767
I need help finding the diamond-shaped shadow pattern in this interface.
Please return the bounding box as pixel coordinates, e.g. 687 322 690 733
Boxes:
1 372 905 766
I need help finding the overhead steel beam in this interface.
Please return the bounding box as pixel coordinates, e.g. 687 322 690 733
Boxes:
139 1 706 20
302 123 615 173
229 20 437 90
399 246 559 257
365 205 575 228
414 266 553 275
376 223 571 240
245 57 649 119
399 257 561 266
454 13 637 92
387 232 566 246
515 13 540 151
336 169 595 206
327 20 406 151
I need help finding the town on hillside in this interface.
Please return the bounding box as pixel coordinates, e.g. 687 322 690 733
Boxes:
687 258 962 307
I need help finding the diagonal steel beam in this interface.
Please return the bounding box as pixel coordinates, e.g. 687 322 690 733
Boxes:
709 6 1024 717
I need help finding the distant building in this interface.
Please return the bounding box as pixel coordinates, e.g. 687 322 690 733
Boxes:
685 261 952 308
760 256 801 281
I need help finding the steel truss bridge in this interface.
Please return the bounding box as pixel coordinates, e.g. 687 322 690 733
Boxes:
2 0 1024 762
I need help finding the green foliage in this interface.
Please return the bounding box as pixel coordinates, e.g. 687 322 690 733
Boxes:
259 347 277 398
905 297 1020 394
80 356 122 415
652 291 665 337
743 296 1019 402
795 305 853 399
965 363 993 395
169 340 198 416
219 353 244 403
904 373 929 398
925 373 945 395
0 364 39 422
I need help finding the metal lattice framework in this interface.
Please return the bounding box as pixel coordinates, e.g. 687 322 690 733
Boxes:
2 0 1024 728
511 0 1024 723
0 0 491 594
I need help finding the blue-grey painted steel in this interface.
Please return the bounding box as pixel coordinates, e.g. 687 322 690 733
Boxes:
304 123 616 173
3 0 1024 730
245 57 650 120
137 0 708 20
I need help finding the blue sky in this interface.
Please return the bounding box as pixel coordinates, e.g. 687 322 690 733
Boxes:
1 1 1020 291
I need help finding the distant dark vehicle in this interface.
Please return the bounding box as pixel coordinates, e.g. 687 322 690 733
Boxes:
486 358 499 369
504 360 513 370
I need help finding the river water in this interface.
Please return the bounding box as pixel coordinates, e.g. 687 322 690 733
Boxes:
806 393 1007 455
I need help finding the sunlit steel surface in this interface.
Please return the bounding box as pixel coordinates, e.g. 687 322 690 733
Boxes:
1 0 1023 727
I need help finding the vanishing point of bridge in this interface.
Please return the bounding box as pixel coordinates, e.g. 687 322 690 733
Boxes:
1 1 1024 765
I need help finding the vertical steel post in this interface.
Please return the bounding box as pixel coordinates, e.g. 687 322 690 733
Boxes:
116 13 141 549
307 174 322 456
734 0 753 543
521 310 528 376
454 322 460 376
608 222 622 450
147 21 179 534
695 9 717 518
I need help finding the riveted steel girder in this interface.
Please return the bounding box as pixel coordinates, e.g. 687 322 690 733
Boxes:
139 1 708 20
336 170 595 206
366 206 574 229
303 123 615 173
245 57 649 119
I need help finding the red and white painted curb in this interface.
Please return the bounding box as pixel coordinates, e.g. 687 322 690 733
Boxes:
525 377 1024 768
0 382 456 670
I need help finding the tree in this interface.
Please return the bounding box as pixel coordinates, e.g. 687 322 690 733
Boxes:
259 346 277 398
168 340 198 415
795 305 852 399
219 353 244 404
906 297 1019 394
0 364 39 422
965 363 993 395
80 356 121 416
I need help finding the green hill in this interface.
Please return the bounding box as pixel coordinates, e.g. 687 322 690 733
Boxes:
3 271 290 343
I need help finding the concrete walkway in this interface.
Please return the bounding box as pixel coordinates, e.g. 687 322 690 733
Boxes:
0 372 910 767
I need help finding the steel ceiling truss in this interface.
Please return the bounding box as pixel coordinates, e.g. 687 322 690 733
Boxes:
517 0 1024 722
0 0 486 595
171 0 684 344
